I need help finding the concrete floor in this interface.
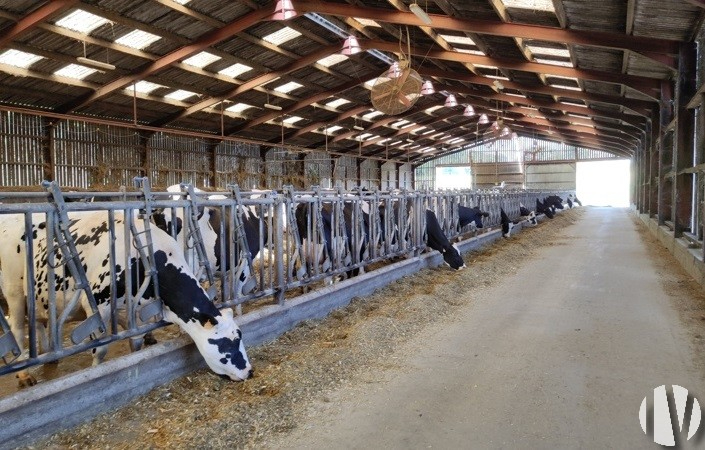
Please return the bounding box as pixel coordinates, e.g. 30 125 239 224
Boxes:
272 207 705 449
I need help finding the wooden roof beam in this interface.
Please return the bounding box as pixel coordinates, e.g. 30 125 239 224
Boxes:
58 6 275 113
0 0 80 47
417 67 655 116
362 40 661 99
296 1 681 54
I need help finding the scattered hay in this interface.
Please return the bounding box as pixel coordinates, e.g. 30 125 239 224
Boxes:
28 209 584 450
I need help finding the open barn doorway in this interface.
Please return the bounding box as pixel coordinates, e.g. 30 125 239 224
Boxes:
576 160 630 207
435 165 472 189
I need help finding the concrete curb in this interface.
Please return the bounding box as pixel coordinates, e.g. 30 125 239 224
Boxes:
0 223 520 448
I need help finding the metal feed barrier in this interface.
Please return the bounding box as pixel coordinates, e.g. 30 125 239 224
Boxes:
0 180 570 380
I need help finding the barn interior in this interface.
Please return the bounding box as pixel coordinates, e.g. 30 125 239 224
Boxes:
1 0 705 447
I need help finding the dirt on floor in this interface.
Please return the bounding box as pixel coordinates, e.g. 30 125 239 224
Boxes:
631 216 705 377
24 209 586 450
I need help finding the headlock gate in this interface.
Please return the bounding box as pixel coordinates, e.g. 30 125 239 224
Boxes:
0 179 570 380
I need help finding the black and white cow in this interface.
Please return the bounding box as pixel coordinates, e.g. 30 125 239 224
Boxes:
153 185 264 297
568 194 582 207
458 205 490 230
500 208 515 238
294 199 369 281
544 195 564 212
519 203 538 226
295 197 466 274
0 210 253 386
425 209 466 269
536 198 554 219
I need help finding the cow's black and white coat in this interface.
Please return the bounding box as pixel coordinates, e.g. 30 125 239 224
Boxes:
154 185 263 297
0 210 252 385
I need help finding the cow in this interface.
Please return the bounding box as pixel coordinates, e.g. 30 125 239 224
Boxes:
568 194 582 207
425 209 466 269
0 210 253 386
566 196 573 209
153 185 264 297
536 198 554 219
519 203 538 226
544 195 564 211
458 205 490 230
294 199 369 281
295 196 466 275
500 208 515 238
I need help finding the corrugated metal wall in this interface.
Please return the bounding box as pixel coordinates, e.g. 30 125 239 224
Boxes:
525 163 576 190
414 137 622 190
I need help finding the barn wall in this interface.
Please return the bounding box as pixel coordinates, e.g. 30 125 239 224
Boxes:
0 111 385 191
381 161 397 190
414 137 619 190
525 163 576 190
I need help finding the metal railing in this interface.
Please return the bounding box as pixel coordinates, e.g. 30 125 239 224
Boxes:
0 180 571 379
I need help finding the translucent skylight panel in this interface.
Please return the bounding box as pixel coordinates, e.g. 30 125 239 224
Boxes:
549 83 581 91
364 78 380 90
324 125 343 135
130 80 165 94
218 63 252 79
421 129 436 135
526 45 570 58
455 48 486 56
391 119 410 127
355 18 381 27
362 110 384 120
411 126 427 133
358 133 373 140
317 54 348 68
535 58 573 67
500 0 555 12
274 81 303 94
0 49 43 68
55 64 98 80
115 30 161 50
182 51 220 68
283 116 304 124
165 89 197 101
262 27 301 45
56 10 110 34
226 103 254 113
424 105 444 114
440 35 475 46
173 0 191 4
325 98 350 108
378 138 392 145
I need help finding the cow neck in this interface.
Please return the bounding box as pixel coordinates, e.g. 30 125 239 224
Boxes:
152 249 220 328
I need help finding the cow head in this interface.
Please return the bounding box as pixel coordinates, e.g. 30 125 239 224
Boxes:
442 243 466 270
526 211 537 226
474 211 491 229
458 205 490 229
196 308 253 381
